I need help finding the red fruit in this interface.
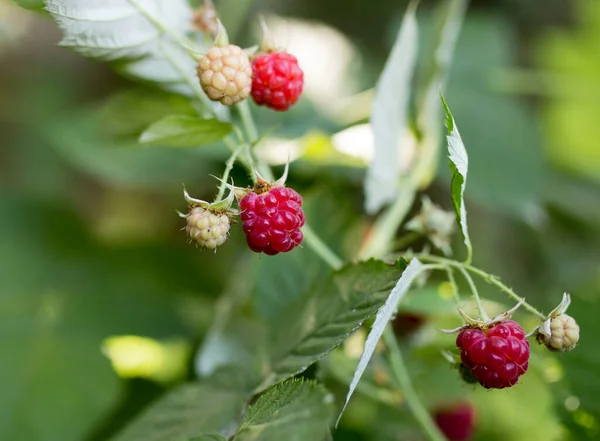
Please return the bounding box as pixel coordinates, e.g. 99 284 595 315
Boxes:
457 320 530 389
240 185 305 255
434 402 475 441
391 312 426 338
251 52 304 111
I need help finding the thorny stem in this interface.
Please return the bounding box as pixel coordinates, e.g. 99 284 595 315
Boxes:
383 328 447 441
456 266 489 321
410 254 546 320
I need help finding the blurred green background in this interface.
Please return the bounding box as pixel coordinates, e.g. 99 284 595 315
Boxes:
1 0 599 440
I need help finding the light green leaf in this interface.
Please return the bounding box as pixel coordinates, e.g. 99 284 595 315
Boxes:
336 258 424 424
111 382 246 441
44 0 208 97
233 379 334 441
139 115 234 147
441 94 472 263
258 259 402 390
12 0 45 10
364 2 419 214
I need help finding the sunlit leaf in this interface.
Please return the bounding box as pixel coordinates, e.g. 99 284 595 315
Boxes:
441 94 472 262
233 379 333 441
139 115 233 147
364 2 419 214
336 258 424 424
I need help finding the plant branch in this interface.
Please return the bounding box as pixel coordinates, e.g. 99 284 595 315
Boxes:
383 327 446 441
456 266 489 321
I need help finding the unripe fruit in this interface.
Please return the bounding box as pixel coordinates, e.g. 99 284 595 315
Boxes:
251 52 304 111
457 320 530 389
185 207 230 250
537 314 579 352
434 402 476 441
197 45 252 106
240 185 305 255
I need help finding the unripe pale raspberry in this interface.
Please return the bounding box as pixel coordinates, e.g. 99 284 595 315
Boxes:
185 207 230 250
434 402 476 441
240 185 305 255
197 45 252 106
251 52 304 111
537 314 579 352
457 320 530 389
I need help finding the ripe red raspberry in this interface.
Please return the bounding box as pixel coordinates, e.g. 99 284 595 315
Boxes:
456 320 529 389
251 52 304 111
434 402 476 441
240 185 305 255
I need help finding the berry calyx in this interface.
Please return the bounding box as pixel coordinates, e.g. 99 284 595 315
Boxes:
251 52 304 111
185 207 230 249
457 320 530 389
197 44 252 106
434 402 476 441
239 178 305 255
537 313 579 352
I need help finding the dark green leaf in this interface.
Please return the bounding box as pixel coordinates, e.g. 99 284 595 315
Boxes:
441 94 472 262
258 259 402 390
337 258 424 424
110 382 246 441
12 0 45 10
233 379 334 441
139 115 233 148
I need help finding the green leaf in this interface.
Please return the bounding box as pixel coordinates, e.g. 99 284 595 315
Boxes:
336 258 424 424
441 94 472 262
12 0 45 10
110 382 247 441
189 436 228 441
139 115 233 147
233 379 334 441
364 1 419 214
258 259 402 390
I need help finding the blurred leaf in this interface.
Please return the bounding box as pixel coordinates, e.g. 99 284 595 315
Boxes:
11 0 44 10
110 382 246 441
258 259 402 390
337 258 423 423
441 94 472 262
97 89 197 138
414 0 468 187
365 2 418 214
189 436 228 441
233 379 333 441
45 0 206 96
139 115 233 147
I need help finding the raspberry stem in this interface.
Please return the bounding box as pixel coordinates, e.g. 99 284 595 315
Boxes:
302 224 344 270
215 144 244 201
410 254 546 320
457 266 490 321
383 327 447 441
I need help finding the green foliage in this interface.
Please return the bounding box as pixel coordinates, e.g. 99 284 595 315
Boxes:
441 94 472 262
365 2 418 214
337 258 424 423
139 115 233 148
12 0 44 10
110 383 246 441
233 379 334 441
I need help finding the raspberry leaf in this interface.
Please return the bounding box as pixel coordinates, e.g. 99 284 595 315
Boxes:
232 379 334 441
44 0 210 98
441 94 473 263
110 382 246 441
365 1 418 214
189 436 227 441
336 258 424 425
257 259 402 391
139 115 234 147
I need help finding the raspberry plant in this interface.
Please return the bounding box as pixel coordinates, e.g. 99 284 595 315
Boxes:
18 0 583 440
